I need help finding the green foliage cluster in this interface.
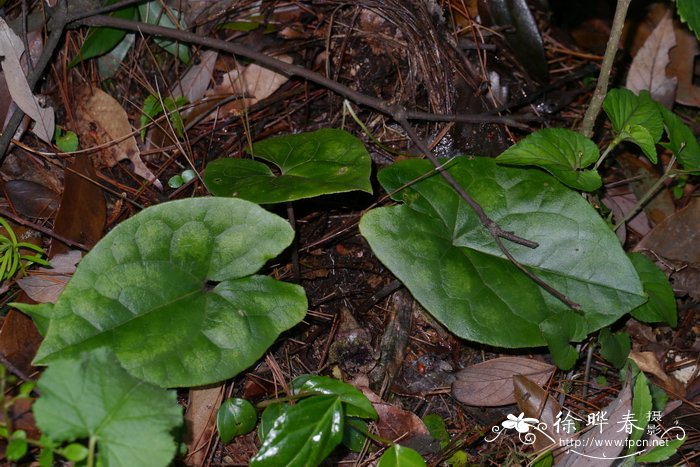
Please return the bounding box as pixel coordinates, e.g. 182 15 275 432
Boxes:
0 218 48 281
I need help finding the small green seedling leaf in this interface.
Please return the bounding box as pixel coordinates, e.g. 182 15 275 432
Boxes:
69 4 137 67
54 128 79 153
140 95 188 140
496 128 602 191
628 253 676 326
377 444 427 467
204 129 373 203
658 104 700 170
603 88 663 161
217 398 257 443
628 371 653 452
290 375 377 419
33 348 182 467
251 395 344 467
423 413 449 447
14 198 307 387
598 327 631 369
360 158 645 365
676 0 700 40
58 443 89 462
6 430 28 461
139 1 190 63
167 169 196 189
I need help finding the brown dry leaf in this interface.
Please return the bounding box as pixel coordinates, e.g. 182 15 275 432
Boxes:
176 50 218 104
4 179 59 219
373 403 430 442
512 375 574 456
16 250 81 303
204 55 292 119
184 385 225 466
0 308 42 375
617 153 675 226
626 12 677 108
74 86 161 189
49 154 106 256
0 18 53 143
558 380 632 467
668 19 700 107
629 350 686 397
452 357 556 406
635 197 700 264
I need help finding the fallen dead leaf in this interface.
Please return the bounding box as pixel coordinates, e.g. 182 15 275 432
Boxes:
373 402 430 442
0 17 54 143
4 179 59 219
74 86 161 189
452 357 556 406
635 197 700 264
629 350 686 397
17 250 81 303
668 18 700 107
184 384 225 466
626 12 677 108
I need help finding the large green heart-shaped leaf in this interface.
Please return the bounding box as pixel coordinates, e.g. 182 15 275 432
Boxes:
204 129 372 203
15 198 307 387
603 88 663 161
34 348 182 467
360 158 645 353
496 128 602 191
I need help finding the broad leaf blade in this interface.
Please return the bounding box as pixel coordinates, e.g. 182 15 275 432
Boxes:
658 104 700 170
69 6 137 67
33 348 182 467
677 0 700 40
360 158 645 353
603 88 663 161
628 253 677 326
496 128 602 191
18 198 307 387
251 395 344 467
204 129 372 203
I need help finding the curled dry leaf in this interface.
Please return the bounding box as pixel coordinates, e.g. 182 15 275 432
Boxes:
0 18 54 143
16 250 82 303
204 55 292 119
628 350 686 397
626 12 677 108
452 357 556 406
74 86 161 189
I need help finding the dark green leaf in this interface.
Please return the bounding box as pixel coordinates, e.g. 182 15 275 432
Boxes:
658 105 700 170
603 88 663 161
139 1 190 63
599 328 631 369
360 158 645 358
69 6 137 67
14 198 307 387
217 398 257 443
539 313 583 369
204 129 372 203
423 413 449 446
377 444 427 467
343 417 368 452
496 128 602 191
629 372 652 450
97 33 135 79
291 375 377 419
251 395 344 467
628 253 676 326
259 403 288 441
33 348 182 467
677 0 700 40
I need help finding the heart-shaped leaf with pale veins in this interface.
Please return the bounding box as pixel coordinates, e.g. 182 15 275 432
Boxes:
360 158 646 368
204 129 372 203
14 198 307 387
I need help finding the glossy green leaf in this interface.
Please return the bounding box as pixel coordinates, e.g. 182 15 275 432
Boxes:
377 444 427 467
251 395 344 467
33 348 182 467
217 398 257 443
14 198 307 387
677 0 700 39
54 129 79 153
603 88 663 161
599 328 631 369
259 403 287 441
343 418 368 452
69 5 137 67
496 128 601 191
628 253 676 326
360 158 645 358
139 1 190 63
658 105 700 170
204 129 373 203
291 375 377 419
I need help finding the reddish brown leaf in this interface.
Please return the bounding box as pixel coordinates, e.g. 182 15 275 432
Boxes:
373 403 430 441
4 180 59 219
16 251 81 303
0 308 41 375
635 198 700 264
452 357 556 406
